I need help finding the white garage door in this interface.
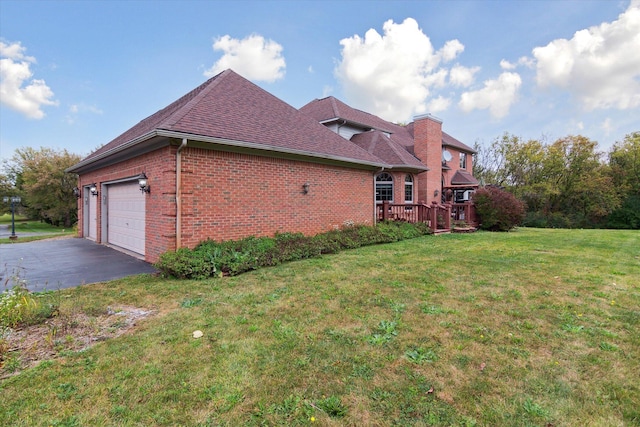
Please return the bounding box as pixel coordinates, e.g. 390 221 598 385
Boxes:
107 181 145 255
88 191 97 240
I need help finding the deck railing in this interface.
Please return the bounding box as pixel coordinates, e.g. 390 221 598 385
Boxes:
377 201 477 232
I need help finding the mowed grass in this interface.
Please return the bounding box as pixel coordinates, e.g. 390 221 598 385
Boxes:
0 216 75 243
1 228 638 426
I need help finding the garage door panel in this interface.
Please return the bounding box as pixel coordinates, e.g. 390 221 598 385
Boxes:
107 182 145 255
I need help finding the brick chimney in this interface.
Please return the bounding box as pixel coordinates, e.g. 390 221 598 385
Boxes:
413 113 442 205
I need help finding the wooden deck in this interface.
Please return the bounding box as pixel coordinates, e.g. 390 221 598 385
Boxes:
376 201 478 233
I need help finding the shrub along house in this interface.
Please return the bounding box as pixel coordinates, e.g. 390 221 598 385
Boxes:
67 69 477 263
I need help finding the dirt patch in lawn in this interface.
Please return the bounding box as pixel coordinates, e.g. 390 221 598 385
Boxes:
0 305 154 379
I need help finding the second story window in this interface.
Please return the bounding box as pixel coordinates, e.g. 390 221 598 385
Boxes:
460 152 467 169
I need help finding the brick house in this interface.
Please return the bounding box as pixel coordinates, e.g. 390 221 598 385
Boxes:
67 69 477 263
300 96 478 207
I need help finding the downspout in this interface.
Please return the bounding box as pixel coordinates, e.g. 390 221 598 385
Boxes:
176 138 188 250
374 167 386 224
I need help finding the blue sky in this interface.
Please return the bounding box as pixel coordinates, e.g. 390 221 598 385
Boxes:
1 0 638 164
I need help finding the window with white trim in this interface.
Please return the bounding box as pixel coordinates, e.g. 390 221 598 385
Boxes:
375 173 393 203
404 175 413 203
460 152 467 169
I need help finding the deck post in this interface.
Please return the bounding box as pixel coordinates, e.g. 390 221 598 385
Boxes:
382 200 390 221
430 201 438 231
444 203 452 229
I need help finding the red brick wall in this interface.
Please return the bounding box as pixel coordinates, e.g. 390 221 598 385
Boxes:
179 147 375 251
442 147 474 187
413 114 443 204
76 146 176 263
78 145 375 263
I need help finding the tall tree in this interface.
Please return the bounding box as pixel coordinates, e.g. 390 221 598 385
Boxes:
607 132 640 228
609 131 640 196
3 147 81 227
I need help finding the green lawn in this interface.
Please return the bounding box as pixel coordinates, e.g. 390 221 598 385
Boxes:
1 228 639 426
0 216 75 243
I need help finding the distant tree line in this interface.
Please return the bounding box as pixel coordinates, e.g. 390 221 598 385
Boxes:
1 147 81 228
473 131 640 229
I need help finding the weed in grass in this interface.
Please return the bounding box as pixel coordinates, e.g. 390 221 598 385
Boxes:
269 394 302 417
420 303 453 315
599 341 618 351
180 297 203 308
522 397 549 418
405 347 439 364
562 323 584 333
350 362 374 379
2 353 21 372
314 395 347 418
366 320 398 346
49 416 80 427
56 383 78 401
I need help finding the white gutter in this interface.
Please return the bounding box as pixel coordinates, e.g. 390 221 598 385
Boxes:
176 138 188 250
156 130 386 169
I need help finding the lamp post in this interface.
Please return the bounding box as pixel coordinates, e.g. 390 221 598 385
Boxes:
2 196 21 240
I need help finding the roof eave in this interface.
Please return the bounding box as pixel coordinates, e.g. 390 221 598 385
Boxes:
158 129 386 169
66 130 159 173
385 164 430 173
443 141 477 154
319 117 395 134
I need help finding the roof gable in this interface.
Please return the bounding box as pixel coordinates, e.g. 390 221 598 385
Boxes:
443 131 476 154
300 97 403 135
79 70 384 168
350 131 427 172
450 170 479 186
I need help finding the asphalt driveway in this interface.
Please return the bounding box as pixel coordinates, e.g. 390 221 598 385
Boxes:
0 238 157 292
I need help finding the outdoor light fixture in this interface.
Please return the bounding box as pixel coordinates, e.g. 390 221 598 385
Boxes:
302 182 310 194
138 173 150 193
2 196 21 240
72 187 81 198
434 189 439 197
90 183 98 196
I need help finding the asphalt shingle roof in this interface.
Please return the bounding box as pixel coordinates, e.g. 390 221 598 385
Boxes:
450 170 479 186
350 131 427 171
300 97 475 169
79 70 384 167
442 132 476 154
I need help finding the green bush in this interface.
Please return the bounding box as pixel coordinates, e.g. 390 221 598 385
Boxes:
607 195 640 229
155 222 433 279
474 186 526 231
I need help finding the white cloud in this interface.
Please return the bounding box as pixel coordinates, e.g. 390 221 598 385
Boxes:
500 59 516 70
0 41 57 119
204 34 286 82
532 1 640 110
66 103 103 124
425 95 451 114
335 18 467 122
500 57 534 70
449 65 480 87
459 72 522 119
